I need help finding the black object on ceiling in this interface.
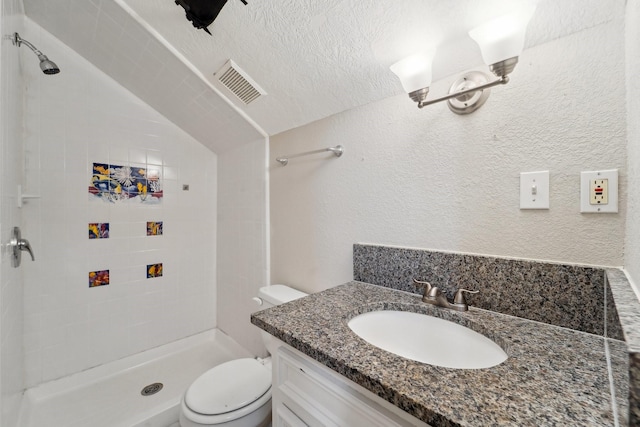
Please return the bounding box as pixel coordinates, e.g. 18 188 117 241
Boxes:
175 0 248 35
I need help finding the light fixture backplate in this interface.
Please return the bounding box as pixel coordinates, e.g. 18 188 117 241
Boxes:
447 71 491 115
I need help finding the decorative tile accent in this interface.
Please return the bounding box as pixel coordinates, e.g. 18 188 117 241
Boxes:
353 244 609 336
147 167 160 180
147 263 163 278
89 270 109 288
88 223 109 239
146 221 163 236
89 162 163 204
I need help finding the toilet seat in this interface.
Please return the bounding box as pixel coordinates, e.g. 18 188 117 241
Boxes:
182 358 272 425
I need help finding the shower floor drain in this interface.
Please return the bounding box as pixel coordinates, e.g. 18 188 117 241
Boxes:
141 382 163 396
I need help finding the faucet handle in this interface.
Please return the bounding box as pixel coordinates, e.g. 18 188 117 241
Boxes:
453 288 479 306
413 278 432 294
413 279 433 302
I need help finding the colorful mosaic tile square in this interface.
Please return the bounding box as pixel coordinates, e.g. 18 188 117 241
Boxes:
89 270 110 288
147 263 163 279
89 162 163 204
88 223 109 239
147 221 163 236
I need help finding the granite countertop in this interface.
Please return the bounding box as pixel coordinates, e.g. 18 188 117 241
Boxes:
251 281 626 427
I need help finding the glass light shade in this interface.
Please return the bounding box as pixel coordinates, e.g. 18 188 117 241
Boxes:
468 3 536 66
390 50 436 94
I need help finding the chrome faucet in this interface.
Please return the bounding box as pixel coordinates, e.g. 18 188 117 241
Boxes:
413 278 478 312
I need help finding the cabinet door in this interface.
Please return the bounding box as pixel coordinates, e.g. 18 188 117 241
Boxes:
275 392 338 427
273 401 308 427
274 346 429 427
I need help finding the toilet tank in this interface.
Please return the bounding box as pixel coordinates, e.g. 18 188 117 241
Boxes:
258 284 307 308
256 285 307 355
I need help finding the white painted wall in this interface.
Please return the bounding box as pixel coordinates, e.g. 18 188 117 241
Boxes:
625 0 640 295
217 138 270 357
270 5 627 293
21 19 218 388
0 1 25 424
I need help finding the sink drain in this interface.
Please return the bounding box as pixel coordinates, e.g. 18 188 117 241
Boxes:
141 382 163 396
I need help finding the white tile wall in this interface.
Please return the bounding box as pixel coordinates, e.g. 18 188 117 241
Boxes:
20 19 218 388
0 1 25 425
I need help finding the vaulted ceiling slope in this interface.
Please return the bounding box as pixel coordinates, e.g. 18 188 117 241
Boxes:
21 0 264 153
23 0 619 151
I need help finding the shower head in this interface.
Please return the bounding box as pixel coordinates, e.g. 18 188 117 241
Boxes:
37 54 60 75
12 32 60 75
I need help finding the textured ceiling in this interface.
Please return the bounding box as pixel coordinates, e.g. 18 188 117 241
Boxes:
23 0 619 150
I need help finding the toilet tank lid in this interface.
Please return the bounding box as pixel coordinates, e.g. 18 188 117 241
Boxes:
258 285 307 305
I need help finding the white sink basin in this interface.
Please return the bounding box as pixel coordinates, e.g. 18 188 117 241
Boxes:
348 310 507 369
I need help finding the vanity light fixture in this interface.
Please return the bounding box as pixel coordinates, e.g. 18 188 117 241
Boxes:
389 49 436 104
390 4 536 115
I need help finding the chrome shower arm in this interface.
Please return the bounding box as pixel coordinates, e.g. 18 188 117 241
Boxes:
12 33 43 56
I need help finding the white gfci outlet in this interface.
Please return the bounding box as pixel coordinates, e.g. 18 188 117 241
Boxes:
580 169 618 213
589 179 608 205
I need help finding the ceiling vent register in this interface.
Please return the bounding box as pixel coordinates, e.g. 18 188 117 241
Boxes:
215 60 266 105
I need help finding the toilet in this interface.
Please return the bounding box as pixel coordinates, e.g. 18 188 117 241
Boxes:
179 285 308 427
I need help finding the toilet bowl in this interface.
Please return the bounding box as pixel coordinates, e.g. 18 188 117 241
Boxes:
180 285 307 427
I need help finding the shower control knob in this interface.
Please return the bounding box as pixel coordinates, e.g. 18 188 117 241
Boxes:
18 237 35 261
10 226 35 268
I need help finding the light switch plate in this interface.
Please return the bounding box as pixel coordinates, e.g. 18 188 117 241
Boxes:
580 169 618 213
520 171 549 209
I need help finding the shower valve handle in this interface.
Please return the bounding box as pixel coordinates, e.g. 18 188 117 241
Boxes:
18 237 35 261
10 226 35 267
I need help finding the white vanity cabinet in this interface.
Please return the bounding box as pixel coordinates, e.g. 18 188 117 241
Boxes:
272 342 432 427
